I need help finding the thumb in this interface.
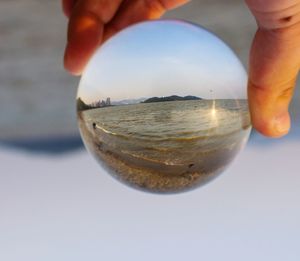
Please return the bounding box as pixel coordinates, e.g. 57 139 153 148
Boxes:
246 0 300 137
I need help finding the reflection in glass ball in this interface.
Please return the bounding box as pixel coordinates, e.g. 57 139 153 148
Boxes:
77 20 251 194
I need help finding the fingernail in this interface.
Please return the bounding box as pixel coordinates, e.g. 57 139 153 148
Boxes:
273 113 290 135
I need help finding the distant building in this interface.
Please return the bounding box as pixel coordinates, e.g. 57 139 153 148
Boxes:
100 100 106 107
91 97 112 108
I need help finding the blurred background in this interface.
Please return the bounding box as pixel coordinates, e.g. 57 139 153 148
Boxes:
1 1 299 260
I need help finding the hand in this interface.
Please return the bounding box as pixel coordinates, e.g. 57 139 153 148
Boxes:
63 0 300 138
246 0 300 137
62 0 189 75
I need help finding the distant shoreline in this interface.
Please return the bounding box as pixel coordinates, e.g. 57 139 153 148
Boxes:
77 98 249 112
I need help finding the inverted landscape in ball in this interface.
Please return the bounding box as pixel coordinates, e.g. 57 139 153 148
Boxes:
77 20 251 193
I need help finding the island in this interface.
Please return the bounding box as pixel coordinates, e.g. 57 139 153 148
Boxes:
77 95 203 112
142 95 202 103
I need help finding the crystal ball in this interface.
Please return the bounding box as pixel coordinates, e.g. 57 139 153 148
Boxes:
77 20 251 194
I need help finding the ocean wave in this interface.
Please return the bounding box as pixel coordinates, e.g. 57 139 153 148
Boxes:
95 125 119 136
94 122 248 145
95 124 218 142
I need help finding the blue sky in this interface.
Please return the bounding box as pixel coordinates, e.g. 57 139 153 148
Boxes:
78 20 247 104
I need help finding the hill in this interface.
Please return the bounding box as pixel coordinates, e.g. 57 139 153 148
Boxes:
77 98 93 111
142 95 202 103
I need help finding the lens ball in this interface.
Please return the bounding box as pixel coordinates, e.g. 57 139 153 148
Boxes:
77 20 251 193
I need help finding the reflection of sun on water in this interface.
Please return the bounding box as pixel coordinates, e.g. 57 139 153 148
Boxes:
202 100 219 136
211 109 216 117
210 90 217 121
211 100 217 118
210 100 219 129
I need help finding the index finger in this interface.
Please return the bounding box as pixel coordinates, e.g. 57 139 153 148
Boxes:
104 0 190 41
64 0 123 75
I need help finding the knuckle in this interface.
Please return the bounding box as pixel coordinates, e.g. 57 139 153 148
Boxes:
248 1 300 33
249 79 296 101
268 21 300 41
279 85 295 100
76 0 119 23
249 81 269 93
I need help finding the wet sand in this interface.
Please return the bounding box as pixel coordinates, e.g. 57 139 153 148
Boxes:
78 111 250 193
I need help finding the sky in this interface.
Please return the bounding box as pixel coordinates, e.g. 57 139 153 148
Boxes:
78 20 248 104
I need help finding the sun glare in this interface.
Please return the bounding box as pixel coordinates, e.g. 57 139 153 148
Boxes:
211 100 217 118
211 108 216 117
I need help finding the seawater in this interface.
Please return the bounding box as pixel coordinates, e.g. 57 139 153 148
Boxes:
80 100 250 165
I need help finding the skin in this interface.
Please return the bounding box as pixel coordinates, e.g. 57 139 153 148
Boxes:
63 0 300 138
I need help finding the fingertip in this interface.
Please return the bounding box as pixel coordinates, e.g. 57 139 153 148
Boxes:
272 112 291 137
251 111 291 138
64 44 83 76
248 78 294 138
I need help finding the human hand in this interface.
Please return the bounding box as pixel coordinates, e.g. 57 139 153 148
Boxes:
246 0 300 137
63 0 300 138
62 0 189 75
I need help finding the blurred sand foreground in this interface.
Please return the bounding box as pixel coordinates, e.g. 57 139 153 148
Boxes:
0 0 299 140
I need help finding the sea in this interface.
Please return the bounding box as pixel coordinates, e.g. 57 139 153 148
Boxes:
79 100 251 166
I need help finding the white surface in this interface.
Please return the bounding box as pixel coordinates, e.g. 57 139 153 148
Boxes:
1 143 299 261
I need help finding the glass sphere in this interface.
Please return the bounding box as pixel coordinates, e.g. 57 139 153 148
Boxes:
77 20 251 194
